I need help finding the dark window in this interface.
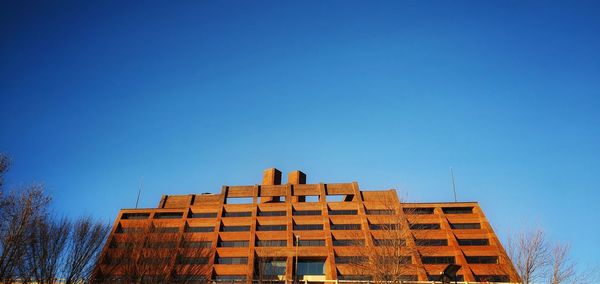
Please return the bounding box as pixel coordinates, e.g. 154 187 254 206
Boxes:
458 238 489 246
218 240 249 247
415 239 448 246
121 213 150 220
365 209 394 215
374 239 405 246
475 275 509 282
335 256 367 264
293 210 321 216
222 211 252 217
177 256 209 264
255 259 286 276
330 224 361 230
388 275 417 281
328 210 358 215
450 223 481 229
145 242 177 248
173 274 207 282
337 275 372 281
466 256 498 264
189 212 217 218
421 256 455 264
293 224 323 231
369 223 399 230
256 240 287 247
154 212 183 219
403 207 434 214
117 227 142 233
153 227 178 233
258 210 286 217
333 239 364 246
140 257 169 264
181 241 211 248
185 226 214 233
297 259 325 276
296 240 325 247
410 223 440 230
256 224 286 231
216 257 248 265
214 275 246 281
428 275 464 281
220 225 250 232
442 207 473 214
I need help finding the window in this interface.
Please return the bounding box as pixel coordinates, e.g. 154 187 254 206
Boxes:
365 209 394 215
333 239 364 246
257 224 286 231
218 240 249 247
173 274 207 282
369 223 399 230
258 210 286 217
374 239 405 246
293 210 321 216
256 240 287 247
403 207 434 214
458 238 489 246
450 223 481 229
214 275 246 282
428 275 464 281
255 258 286 276
335 256 367 264
297 259 325 276
379 256 411 264
177 256 209 264
330 224 361 230
466 256 498 264
216 257 248 264
185 226 214 233
337 275 372 281
222 211 252 217
145 242 177 248
475 275 509 282
153 227 178 233
189 212 217 218
154 212 183 219
121 213 150 220
296 240 325 246
409 223 440 230
293 224 323 231
116 227 142 233
442 207 473 214
421 256 455 264
181 241 211 248
328 209 357 215
220 225 250 232
415 239 448 246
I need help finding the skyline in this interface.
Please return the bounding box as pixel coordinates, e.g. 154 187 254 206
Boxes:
1 0 599 274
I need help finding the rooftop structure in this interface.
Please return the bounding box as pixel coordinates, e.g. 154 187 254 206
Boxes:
95 168 520 283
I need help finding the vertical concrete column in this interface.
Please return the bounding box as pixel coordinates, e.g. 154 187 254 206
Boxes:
285 184 295 282
288 170 306 185
263 168 282 185
320 183 336 280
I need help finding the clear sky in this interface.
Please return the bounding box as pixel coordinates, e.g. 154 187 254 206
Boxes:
1 0 599 269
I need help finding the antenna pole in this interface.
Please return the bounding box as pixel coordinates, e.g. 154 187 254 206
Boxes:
450 167 457 202
135 177 143 208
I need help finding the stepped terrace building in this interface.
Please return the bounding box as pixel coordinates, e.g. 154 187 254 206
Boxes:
95 168 520 283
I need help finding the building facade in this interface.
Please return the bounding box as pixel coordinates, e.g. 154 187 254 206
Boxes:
96 168 520 283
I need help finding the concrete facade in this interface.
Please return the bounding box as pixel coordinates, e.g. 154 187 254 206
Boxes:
98 168 520 283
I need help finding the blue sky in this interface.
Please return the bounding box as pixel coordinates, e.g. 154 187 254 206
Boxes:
1 0 599 268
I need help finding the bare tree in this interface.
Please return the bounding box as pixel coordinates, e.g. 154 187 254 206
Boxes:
62 217 110 284
508 228 550 284
95 223 211 283
254 251 285 283
22 217 71 284
0 185 51 283
346 197 419 282
548 242 575 284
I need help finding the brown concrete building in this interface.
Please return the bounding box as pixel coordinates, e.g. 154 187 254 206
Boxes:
96 168 520 283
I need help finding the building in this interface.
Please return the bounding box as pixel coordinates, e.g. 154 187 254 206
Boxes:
95 168 520 283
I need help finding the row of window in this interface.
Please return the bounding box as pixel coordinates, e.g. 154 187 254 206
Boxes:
117 222 482 234
110 237 490 249
107 255 498 266
121 207 475 220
